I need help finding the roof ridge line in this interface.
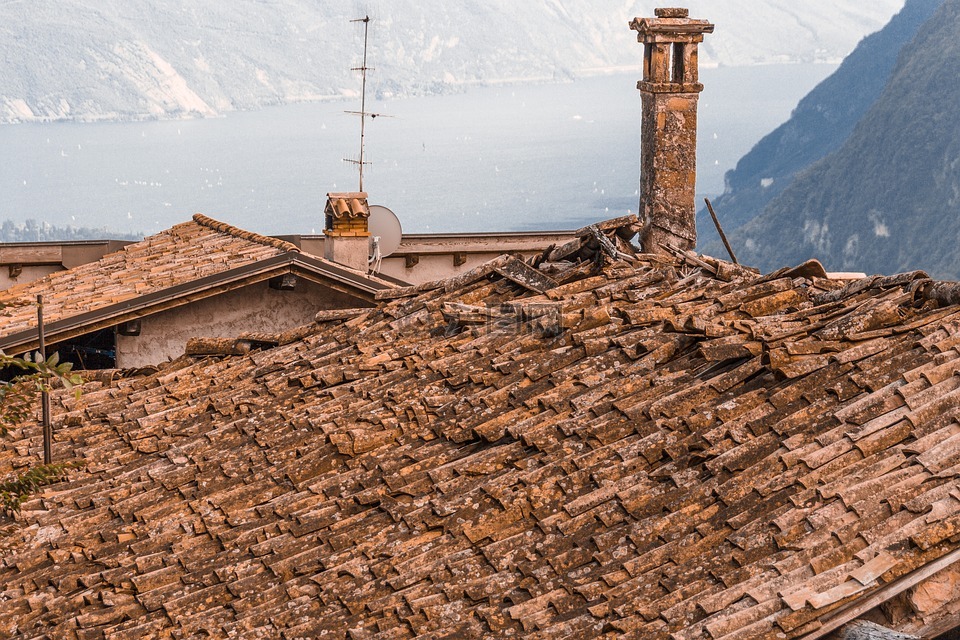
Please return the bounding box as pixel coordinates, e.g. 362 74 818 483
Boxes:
192 213 301 254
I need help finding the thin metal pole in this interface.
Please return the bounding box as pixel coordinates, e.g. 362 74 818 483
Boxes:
704 198 739 265
37 295 52 464
344 16 387 191
357 15 370 192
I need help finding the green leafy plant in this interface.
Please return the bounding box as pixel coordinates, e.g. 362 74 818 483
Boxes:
0 461 82 516
0 352 82 436
0 351 84 517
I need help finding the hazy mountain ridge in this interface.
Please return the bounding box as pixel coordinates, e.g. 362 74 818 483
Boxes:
697 0 943 252
727 0 960 279
1 0 904 124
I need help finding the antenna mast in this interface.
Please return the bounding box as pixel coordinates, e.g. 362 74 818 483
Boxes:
346 15 375 192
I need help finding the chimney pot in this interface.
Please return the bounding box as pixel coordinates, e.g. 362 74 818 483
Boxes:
655 8 689 18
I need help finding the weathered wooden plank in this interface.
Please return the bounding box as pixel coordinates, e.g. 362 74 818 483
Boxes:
800 548 960 640
915 612 960 638
492 257 558 294
547 237 584 263
827 620 919 640
575 214 640 237
441 255 511 293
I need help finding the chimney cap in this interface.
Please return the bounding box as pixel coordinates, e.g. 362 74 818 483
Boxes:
655 8 689 18
325 193 371 221
630 10 714 40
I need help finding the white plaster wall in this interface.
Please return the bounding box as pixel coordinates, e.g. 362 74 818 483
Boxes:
116 279 369 368
292 234 573 285
0 265 62 290
376 251 540 285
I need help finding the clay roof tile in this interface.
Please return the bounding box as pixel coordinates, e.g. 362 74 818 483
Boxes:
7 231 960 638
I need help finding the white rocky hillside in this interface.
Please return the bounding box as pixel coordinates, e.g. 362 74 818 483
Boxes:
0 0 904 123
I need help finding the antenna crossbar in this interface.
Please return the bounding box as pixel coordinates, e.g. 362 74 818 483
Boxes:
345 110 391 119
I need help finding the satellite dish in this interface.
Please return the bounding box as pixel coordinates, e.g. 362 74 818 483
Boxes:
368 205 402 258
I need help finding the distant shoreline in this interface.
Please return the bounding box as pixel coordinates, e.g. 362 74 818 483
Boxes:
0 60 843 127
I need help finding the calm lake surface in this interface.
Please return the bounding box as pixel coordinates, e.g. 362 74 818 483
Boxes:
0 64 835 236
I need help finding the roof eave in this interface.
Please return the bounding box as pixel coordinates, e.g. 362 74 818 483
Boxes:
0 253 391 354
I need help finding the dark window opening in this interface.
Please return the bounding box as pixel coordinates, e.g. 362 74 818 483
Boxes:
935 630 960 640
672 43 685 82
0 328 116 383
53 329 116 371
0 358 37 383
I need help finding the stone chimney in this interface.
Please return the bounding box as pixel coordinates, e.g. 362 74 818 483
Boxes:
630 8 714 254
324 192 370 272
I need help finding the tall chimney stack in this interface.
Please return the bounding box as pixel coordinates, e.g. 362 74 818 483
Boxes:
630 8 714 254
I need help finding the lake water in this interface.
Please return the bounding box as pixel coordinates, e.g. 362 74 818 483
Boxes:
0 64 835 236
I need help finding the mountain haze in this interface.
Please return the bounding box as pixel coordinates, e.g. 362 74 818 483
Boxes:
697 0 943 251
1 1 904 123
728 0 960 279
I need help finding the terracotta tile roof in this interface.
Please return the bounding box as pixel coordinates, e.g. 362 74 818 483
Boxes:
0 214 391 353
4 236 960 638
0 215 294 333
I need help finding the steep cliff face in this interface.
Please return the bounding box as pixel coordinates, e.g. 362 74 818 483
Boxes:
0 1 903 123
697 0 943 252
727 0 960 279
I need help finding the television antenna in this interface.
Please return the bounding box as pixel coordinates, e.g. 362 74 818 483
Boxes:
344 15 391 192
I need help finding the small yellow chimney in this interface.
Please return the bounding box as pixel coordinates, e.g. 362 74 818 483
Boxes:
324 192 371 272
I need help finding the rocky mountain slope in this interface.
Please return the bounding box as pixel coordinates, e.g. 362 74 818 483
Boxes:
725 0 960 279
0 1 904 123
697 0 943 251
